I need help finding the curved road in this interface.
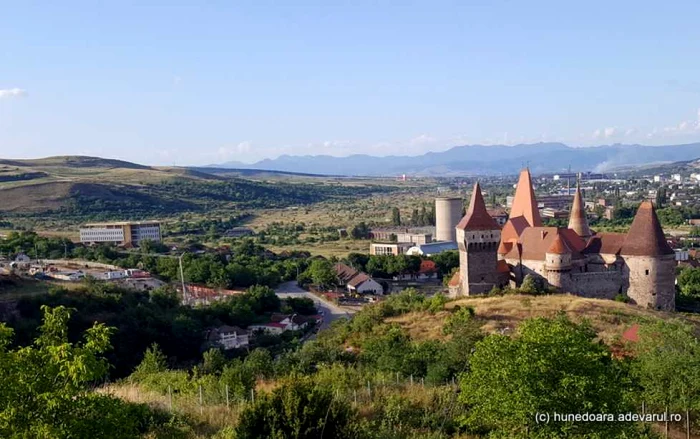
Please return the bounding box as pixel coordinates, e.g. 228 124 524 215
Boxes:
274 281 354 331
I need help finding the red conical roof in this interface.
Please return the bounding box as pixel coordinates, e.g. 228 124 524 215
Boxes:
456 182 500 231
547 233 571 254
620 201 674 256
568 182 592 238
510 168 542 227
497 240 512 255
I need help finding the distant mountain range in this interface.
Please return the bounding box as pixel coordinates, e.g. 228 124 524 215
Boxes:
214 142 700 176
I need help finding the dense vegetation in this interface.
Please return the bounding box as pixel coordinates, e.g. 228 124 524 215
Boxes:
0 232 460 292
5 265 700 438
3 177 396 222
8 282 314 379
0 306 184 439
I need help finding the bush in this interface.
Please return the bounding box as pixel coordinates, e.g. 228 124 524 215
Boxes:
130 343 168 382
614 293 630 303
235 376 359 438
518 274 547 295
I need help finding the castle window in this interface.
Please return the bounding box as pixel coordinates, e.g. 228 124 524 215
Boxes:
645 269 649 275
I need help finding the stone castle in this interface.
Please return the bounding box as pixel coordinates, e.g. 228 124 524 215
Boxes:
449 169 676 311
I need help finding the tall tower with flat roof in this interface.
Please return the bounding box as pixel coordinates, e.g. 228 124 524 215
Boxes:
435 197 462 242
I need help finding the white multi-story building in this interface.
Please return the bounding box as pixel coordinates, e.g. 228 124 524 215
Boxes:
80 221 162 247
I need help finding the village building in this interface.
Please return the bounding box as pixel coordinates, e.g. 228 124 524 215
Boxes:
334 263 383 294
248 313 318 335
206 325 249 350
486 207 508 226
450 169 677 311
405 241 457 257
370 242 413 256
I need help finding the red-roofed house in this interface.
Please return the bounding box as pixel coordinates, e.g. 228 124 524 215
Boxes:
334 263 383 294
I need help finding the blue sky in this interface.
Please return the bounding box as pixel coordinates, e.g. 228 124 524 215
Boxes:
2 1 700 165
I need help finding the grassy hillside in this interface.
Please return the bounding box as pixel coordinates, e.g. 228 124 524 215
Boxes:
387 293 686 345
0 155 396 223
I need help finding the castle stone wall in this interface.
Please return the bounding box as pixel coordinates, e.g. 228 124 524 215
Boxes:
624 255 675 311
570 271 622 299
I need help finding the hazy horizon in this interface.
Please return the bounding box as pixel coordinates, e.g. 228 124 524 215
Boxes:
3 2 700 165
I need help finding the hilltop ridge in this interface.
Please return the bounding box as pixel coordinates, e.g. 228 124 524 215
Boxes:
215 142 700 176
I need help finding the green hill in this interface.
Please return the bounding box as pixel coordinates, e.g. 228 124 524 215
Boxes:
0 155 391 221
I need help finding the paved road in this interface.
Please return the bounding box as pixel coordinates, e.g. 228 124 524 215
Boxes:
275 281 354 331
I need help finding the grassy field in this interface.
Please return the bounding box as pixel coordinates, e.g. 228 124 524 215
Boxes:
263 239 371 258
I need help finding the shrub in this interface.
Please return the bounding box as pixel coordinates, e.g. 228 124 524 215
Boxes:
235 376 359 438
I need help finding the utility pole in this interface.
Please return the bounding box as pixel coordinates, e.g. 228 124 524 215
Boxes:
178 252 188 305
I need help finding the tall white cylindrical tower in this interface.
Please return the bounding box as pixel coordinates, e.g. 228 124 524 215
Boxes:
435 197 462 242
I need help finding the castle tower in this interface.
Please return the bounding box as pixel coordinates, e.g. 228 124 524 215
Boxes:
435 197 463 242
501 168 542 243
621 201 676 311
568 181 592 239
455 182 501 295
545 233 572 290
509 168 542 227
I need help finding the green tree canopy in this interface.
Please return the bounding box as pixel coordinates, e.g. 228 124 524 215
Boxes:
459 314 636 438
235 376 358 439
305 259 338 289
0 305 160 438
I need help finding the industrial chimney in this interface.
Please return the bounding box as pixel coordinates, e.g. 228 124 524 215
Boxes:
435 197 462 242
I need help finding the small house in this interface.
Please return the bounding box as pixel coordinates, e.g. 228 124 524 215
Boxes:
207 325 249 350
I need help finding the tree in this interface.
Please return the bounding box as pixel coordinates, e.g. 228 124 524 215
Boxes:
246 285 281 314
410 208 420 225
390 207 401 226
459 315 636 438
305 259 338 289
350 222 370 239
346 253 369 272
656 186 667 208
634 320 700 438
0 306 152 438
244 348 274 380
131 343 168 381
235 376 358 439
200 348 227 375
519 273 546 294
677 267 700 299
430 250 460 277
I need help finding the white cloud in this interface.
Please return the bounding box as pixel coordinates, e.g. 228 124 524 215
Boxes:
591 126 622 140
218 141 252 160
321 140 352 149
408 134 436 146
173 76 182 86
0 88 27 99
624 128 637 137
